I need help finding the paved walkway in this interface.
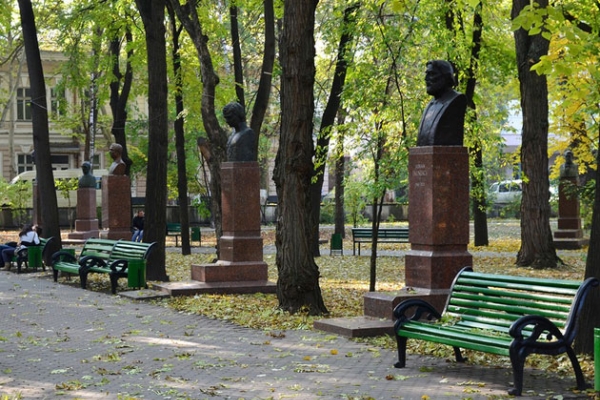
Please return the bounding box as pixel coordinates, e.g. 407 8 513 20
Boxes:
0 270 591 399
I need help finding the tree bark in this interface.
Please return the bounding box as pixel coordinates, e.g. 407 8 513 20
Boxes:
18 0 61 247
574 138 600 355
229 5 245 109
135 0 169 281
274 0 327 315
169 0 228 257
512 0 557 268
108 32 134 175
465 2 488 247
167 3 191 255
249 0 275 158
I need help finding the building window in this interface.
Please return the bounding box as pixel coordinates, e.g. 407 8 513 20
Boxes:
17 88 31 121
17 154 34 174
50 155 70 170
51 88 66 117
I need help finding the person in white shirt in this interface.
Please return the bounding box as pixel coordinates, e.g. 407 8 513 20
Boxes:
1 224 40 271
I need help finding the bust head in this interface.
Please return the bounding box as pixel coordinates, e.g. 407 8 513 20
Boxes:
425 60 456 98
108 143 126 175
223 102 246 129
79 161 97 188
109 143 123 161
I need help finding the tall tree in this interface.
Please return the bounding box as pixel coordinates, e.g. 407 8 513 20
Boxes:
309 2 359 256
17 0 61 247
274 0 327 315
135 0 169 281
512 0 557 268
108 30 134 175
167 3 191 255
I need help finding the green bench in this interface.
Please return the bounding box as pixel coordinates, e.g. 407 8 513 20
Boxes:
393 267 599 396
13 237 56 274
51 238 156 294
166 223 182 246
166 223 201 247
351 227 409 255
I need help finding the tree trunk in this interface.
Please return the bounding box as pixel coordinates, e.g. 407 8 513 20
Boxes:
169 0 228 257
229 5 245 109
334 127 345 237
465 2 488 247
135 0 169 281
168 4 191 255
574 138 600 355
249 0 275 158
108 32 134 175
309 3 359 256
274 0 327 315
18 0 61 246
512 0 557 269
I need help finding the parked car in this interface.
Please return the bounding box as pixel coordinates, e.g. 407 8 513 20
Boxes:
489 180 522 205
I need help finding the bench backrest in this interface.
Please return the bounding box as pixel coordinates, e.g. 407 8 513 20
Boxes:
109 241 156 261
80 238 119 259
167 223 181 234
445 268 596 340
352 228 409 239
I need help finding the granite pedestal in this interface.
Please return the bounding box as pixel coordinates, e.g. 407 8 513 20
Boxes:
189 162 274 294
100 175 132 240
553 177 588 249
68 187 99 240
364 146 472 319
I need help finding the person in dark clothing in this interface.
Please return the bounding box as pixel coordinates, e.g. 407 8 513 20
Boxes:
131 210 144 242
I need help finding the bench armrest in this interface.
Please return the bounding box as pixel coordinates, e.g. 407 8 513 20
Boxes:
79 255 108 270
51 250 77 265
393 299 441 331
509 315 565 344
108 259 129 274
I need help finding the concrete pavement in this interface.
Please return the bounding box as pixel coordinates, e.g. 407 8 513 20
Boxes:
0 270 591 399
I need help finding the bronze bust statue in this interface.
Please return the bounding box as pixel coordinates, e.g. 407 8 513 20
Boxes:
417 60 467 146
560 150 578 179
78 161 97 188
108 143 126 175
223 102 256 162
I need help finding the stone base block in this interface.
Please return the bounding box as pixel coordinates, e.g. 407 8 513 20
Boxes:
405 248 472 289
553 229 584 239
191 261 268 282
363 288 451 320
75 219 99 232
68 230 99 240
152 280 276 296
219 236 264 262
553 237 589 250
313 317 394 338
100 229 132 241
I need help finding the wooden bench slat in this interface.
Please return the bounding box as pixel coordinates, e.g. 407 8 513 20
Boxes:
452 285 576 305
449 297 572 317
351 227 409 255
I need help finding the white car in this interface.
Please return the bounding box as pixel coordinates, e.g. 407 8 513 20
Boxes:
489 180 522 205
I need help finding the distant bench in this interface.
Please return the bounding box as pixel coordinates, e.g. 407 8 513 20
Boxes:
393 267 599 396
351 227 409 255
166 223 201 247
51 238 155 294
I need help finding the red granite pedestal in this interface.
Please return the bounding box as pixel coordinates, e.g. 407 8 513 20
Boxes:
100 175 132 240
363 146 472 319
553 177 588 249
68 187 99 240
185 162 274 294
